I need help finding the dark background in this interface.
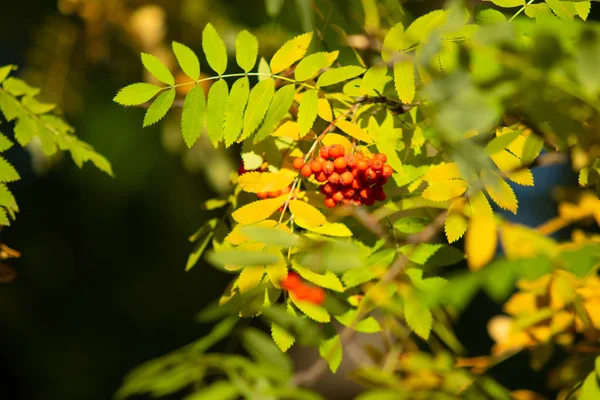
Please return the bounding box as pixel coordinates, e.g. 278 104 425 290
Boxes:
0 1 594 399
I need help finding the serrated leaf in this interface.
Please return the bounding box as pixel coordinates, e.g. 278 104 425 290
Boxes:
319 334 342 373
254 84 296 143
545 0 577 20
576 1 591 20
232 196 287 225
485 0 524 7
485 129 522 155
181 85 206 148
491 150 534 186
258 57 271 80
141 53 174 85
186 219 218 271
382 22 409 62
202 23 228 75
524 3 552 18
242 79 275 140
400 243 444 265
405 9 448 44
422 180 468 202
406 269 449 294
292 264 344 292
394 217 428 234
422 162 462 182
223 77 250 146
239 225 299 247
289 199 326 229
294 51 339 81
468 190 494 217
309 222 352 237
466 215 497 271
0 183 17 212
236 30 258 72
266 260 287 286
0 133 12 152
22 96 56 114
445 199 468 243
317 66 366 87
184 381 239 400
404 294 432 340
335 120 373 143
172 41 200 80
143 88 175 127
238 170 295 193
270 32 313 74
290 292 330 322
235 265 265 293
298 90 318 137
476 9 507 24
335 310 381 333
208 249 280 268
13 116 36 147
0 157 20 183
0 65 13 84
206 79 229 145
317 97 332 122
394 59 415 104
272 323 295 352
359 65 389 95
0 91 20 121
482 171 518 213
2 77 39 97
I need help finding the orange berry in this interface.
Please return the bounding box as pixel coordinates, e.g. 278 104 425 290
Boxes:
257 192 269 199
377 176 389 185
329 144 345 158
293 157 305 170
328 172 341 185
307 287 326 305
324 197 337 208
347 155 357 168
364 168 377 181
301 164 313 177
322 183 335 195
281 272 302 291
382 164 393 178
315 171 328 182
294 284 311 300
340 171 354 186
311 160 323 173
323 160 335 175
333 157 347 172
342 187 355 198
360 187 372 199
356 159 369 171
351 178 362 190
268 190 281 198
371 158 384 170
316 156 327 164
320 146 330 159
332 191 344 202
375 153 387 163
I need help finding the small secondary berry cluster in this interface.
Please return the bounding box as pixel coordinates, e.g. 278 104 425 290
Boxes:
293 144 393 208
281 272 325 305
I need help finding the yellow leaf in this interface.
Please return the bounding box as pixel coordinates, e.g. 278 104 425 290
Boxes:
422 180 468 202
335 120 373 143
232 196 287 225
266 261 288 288
465 215 497 271
491 150 534 186
496 126 527 158
289 199 326 229
468 190 494 217
500 223 559 259
270 32 313 74
226 220 277 245
422 162 462 182
321 133 353 155
394 58 415 103
482 171 518 213
309 222 353 237
445 198 468 243
272 120 301 139
289 292 330 322
235 265 264 293
504 292 538 316
549 271 577 310
317 97 332 121
238 170 296 193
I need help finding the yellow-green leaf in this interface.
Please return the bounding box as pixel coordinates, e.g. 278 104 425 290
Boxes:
319 334 342 373
238 170 296 193
266 261 288 287
242 79 275 140
491 150 534 186
294 51 339 81
335 120 373 143
290 292 330 322
254 84 296 143
422 180 468 202
422 162 461 182
482 171 518 213
232 196 287 225
172 41 200 80
141 53 174 85
181 84 206 148
289 200 326 229
321 133 352 154
317 97 332 121
143 88 175 127
465 215 497 271
317 66 366 87
270 32 313 74
236 30 258 72
206 79 229 145
298 90 318 137
485 0 524 8
292 264 344 292
113 83 162 106
445 199 468 243
202 23 228 75
309 222 352 237
223 77 250 147
404 294 432 340
236 266 265 293
394 59 415 104
335 309 382 333
272 323 295 352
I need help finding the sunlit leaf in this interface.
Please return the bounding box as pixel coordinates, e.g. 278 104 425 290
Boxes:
181 85 206 148
206 79 229 145
319 333 342 373
232 196 287 225
271 323 295 352
113 83 162 106
298 90 319 137
172 41 200 80
317 66 366 87
242 79 275 140
289 199 326 229
466 215 497 271
270 32 313 74
394 59 415 104
309 222 352 237
295 51 339 81
422 180 468 202
223 77 250 146
143 88 175 127
202 23 228 75
236 30 258 72
254 84 296 143
335 120 373 143
141 53 174 85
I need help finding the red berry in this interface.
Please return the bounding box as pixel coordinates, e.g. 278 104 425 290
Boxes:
315 171 328 182
375 153 387 163
347 155 357 168
342 187 355 198
333 157 347 172
324 197 337 208
281 272 302 290
363 197 375 206
294 284 311 300
360 187 372 199
257 192 269 199
374 190 386 201
371 158 384 170
328 172 341 185
351 178 362 190
301 164 313 177
311 160 323 173
356 159 369 171
307 287 326 305
322 183 335 195
382 164 393 178
332 191 344 202
293 158 305 170
323 160 335 175
268 190 281 198
364 168 377 181
329 144 345 158
320 146 330 159
316 156 327 164
340 171 354 186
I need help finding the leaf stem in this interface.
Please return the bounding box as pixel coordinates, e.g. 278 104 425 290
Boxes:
507 0 536 23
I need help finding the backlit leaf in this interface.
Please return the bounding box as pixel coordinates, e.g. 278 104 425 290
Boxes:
202 23 228 75
336 309 382 333
141 53 174 85
485 129 522 155
545 0 576 20
576 2 591 20
294 51 339 81
172 41 200 80
394 217 428 234
240 225 299 247
206 79 229 145
335 120 373 143
491 150 534 186
422 180 468 202
445 199 468 243
0 158 19 183
579 370 600 400
236 30 259 72
321 133 352 155
181 85 206 148
483 171 518 213
143 88 175 127
270 32 313 74
485 0 524 7
319 334 342 373
317 66 366 87
290 292 330 322
404 294 432 340
238 170 295 193
254 84 296 143
309 222 352 237
476 9 507 24
272 323 295 352
317 97 332 121
289 199 326 229
0 65 12 84
466 215 497 271
223 77 250 146
232 196 287 225
382 22 409 62
113 83 162 106
524 3 552 18
394 59 415 104
298 90 318 137
292 264 344 292
235 265 265 293
242 79 275 140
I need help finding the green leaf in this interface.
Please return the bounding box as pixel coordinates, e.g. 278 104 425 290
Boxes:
202 23 228 75
186 218 218 271
254 84 296 143
485 129 522 155
0 157 19 183
297 89 318 137
172 41 200 80
0 133 13 152
292 263 344 292
406 269 449 294
576 28 600 96
319 334 342 373
393 217 428 234
294 51 338 81
242 79 275 140
265 0 285 17
521 134 544 164
0 65 13 84
360 65 389 95
576 1 591 20
181 85 206 148
223 77 250 146
476 9 507 24
270 32 313 74
400 243 443 264
207 249 281 267
0 91 20 121
235 30 258 73
2 77 40 97
22 96 55 114
317 66 366 87
356 389 407 400
524 3 552 19
382 23 409 62
299 240 366 274
290 293 330 322
185 382 239 400
258 57 271 80
580 371 600 400
404 294 432 340
206 79 229 145
0 184 18 212
143 88 175 127
243 327 292 374
14 116 36 147
336 310 382 333
394 59 415 104
271 323 295 352
485 0 524 7
545 0 576 20
141 53 174 85
239 225 299 247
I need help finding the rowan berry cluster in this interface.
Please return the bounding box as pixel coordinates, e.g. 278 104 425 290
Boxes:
257 185 292 199
281 272 325 305
293 144 393 208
